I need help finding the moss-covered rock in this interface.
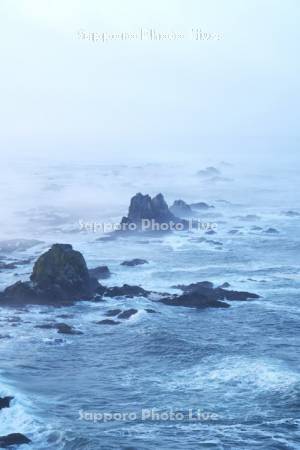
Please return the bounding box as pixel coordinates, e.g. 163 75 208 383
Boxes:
2 244 97 305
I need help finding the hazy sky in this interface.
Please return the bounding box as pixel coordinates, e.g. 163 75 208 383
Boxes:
1 0 299 164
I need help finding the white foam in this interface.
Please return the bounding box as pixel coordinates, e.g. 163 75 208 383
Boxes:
167 356 299 394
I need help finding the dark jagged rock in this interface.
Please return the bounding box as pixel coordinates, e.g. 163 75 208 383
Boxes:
118 308 138 319
121 259 148 267
121 193 187 231
205 230 217 235
96 319 120 325
0 433 31 447
170 200 193 217
189 202 214 210
88 266 111 279
1 244 98 306
100 284 151 298
161 294 230 309
105 309 122 317
173 281 214 291
160 281 259 309
0 396 14 410
216 288 260 301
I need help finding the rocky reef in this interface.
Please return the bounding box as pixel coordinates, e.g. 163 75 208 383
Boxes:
160 281 260 309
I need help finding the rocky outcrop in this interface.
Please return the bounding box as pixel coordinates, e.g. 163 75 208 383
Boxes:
0 396 14 410
121 193 186 231
88 266 111 279
118 308 138 319
121 259 148 267
0 433 31 447
170 200 193 217
160 281 259 309
1 244 98 305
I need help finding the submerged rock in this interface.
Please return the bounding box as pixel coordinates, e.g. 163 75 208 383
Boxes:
1 244 98 306
0 433 31 447
88 266 111 279
121 259 148 267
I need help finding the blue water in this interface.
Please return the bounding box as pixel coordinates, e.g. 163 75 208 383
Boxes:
0 202 300 449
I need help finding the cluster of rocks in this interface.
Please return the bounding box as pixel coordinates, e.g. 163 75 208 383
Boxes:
160 281 259 309
0 244 260 312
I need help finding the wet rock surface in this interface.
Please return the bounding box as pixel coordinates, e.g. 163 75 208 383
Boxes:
96 319 121 325
0 396 14 410
98 284 151 298
118 308 138 319
0 433 31 447
160 281 259 309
